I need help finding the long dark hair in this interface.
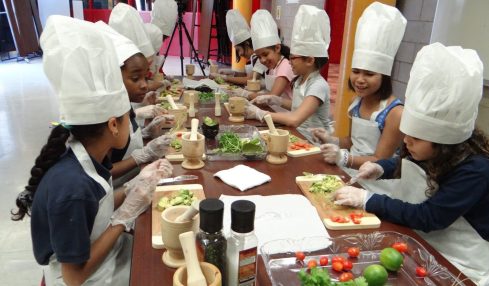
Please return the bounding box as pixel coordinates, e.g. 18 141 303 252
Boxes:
11 122 110 221
348 74 393 100
264 44 290 60
235 38 253 63
394 128 489 196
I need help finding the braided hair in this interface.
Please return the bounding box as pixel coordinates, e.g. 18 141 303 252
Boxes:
11 122 109 221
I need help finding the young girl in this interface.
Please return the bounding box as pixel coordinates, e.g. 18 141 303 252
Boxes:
11 16 173 286
209 9 267 86
245 5 332 142
234 9 294 101
334 43 489 284
311 2 406 169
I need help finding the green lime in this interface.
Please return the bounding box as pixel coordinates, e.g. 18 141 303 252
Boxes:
363 264 388 286
380 247 404 271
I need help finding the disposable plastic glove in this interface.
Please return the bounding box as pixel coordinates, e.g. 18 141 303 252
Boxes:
309 127 339 145
356 161 384 180
131 134 174 165
251 94 282 107
141 91 157 105
319 144 349 167
112 159 173 231
333 186 372 209
135 105 167 119
229 87 251 99
141 115 175 139
244 102 268 122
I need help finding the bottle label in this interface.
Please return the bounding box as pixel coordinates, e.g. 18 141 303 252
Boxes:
237 247 257 286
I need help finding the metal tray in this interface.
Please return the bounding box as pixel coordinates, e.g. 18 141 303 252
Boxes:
260 231 467 286
205 125 267 161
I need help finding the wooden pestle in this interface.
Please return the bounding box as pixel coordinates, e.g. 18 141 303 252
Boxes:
179 231 207 286
166 94 179 110
174 200 200 223
264 114 278 135
190 118 199 141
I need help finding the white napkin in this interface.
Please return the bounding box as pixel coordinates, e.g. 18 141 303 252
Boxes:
214 164 271 191
182 77 220 90
220 194 329 254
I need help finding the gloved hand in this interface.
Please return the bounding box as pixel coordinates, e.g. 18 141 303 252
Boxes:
309 127 339 145
112 159 173 231
141 91 157 105
333 186 372 209
244 102 268 122
251 94 282 107
229 87 252 99
357 161 384 180
319 144 347 166
131 134 174 165
141 115 175 139
135 105 167 119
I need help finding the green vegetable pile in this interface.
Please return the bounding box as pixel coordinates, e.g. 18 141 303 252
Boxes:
289 135 300 143
203 116 218 126
241 138 263 154
157 190 197 211
216 132 263 154
170 139 182 152
214 77 225 84
309 175 344 194
199 92 229 103
298 268 367 286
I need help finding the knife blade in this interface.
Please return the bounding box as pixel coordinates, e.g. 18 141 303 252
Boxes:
157 175 199 185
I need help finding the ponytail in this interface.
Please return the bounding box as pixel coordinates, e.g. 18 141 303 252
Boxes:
280 44 290 60
11 125 70 221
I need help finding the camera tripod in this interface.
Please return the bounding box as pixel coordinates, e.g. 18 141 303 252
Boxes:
163 1 206 77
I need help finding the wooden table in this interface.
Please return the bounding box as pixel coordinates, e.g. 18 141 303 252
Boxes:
131 101 474 285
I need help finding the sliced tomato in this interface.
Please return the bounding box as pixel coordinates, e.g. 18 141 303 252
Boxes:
342 260 353 271
416 266 427 277
339 272 354 282
332 261 343 272
295 251 305 261
307 259 318 269
319 256 328 266
392 242 408 253
347 247 360 258
351 216 362 224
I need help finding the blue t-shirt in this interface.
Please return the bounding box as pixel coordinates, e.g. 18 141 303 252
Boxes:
31 149 112 265
111 108 138 163
369 155 489 240
350 98 403 133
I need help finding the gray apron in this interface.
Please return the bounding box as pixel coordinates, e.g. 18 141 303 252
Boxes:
43 139 132 286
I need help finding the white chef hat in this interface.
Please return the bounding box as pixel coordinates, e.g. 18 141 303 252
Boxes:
95 21 141 66
250 9 281 50
290 5 330 58
400 43 483 144
226 9 251 46
144 23 163 53
151 0 177 37
352 2 406 75
40 15 130 125
109 3 155 57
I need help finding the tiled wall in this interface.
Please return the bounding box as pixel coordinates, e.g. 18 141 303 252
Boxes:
393 0 437 100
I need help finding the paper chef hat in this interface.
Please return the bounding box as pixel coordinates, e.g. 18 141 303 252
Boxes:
144 23 163 53
250 10 281 51
226 9 251 46
352 2 406 75
290 5 330 57
95 21 141 66
40 16 130 125
151 0 178 37
400 43 483 144
109 3 155 57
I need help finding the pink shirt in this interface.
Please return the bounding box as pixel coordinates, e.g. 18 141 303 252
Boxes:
267 58 295 100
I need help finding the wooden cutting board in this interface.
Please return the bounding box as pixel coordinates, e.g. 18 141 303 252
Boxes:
296 175 381 230
165 133 206 162
151 184 206 249
259 130 321 157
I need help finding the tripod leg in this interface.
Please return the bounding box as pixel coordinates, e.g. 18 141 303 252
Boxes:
182 23 206 77
163 24 178 59
178 22 184 77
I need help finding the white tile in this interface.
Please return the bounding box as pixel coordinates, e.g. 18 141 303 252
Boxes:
420 0 438 22
392 80 408 101
397 62 413 83
404 21 433 44
397 0 423 21
396 42 416 63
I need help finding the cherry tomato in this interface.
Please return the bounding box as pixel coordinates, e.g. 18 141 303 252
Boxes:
416 266 427 277
392 242 408 253
342 260 353 271
295 251 305 261
332 261 344 272
339 272 354 282
319 256 329 266
307 259 318 269
176 132 183 138
347 247 360 258
331 256 345 264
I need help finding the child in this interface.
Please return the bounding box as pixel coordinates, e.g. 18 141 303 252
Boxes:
209 9 267 86
333 43 489 284
311 2 405 169
11 16 173 286
245 5 333 143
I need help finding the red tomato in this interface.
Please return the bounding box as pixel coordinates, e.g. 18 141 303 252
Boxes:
331 256 345 264
319 256 328 266
307 259 318 269
416 266 427 277
347 247 360 258
392 242 408 253
349 212 364 219
351 216 362 224
176 132 183 138
332 261 344 272
342 260 353 271
295 251 305 261
339 272 354 282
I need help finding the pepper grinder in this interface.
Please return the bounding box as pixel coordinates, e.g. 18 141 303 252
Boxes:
215 93 221 117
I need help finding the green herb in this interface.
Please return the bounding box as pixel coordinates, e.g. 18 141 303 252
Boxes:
156 189 196 211
199 92 215 102
218 132 242 153
290 134 300 143
158 101 171 109
241 138 263 154
309 175 344 194
170 139 182 151
214 77 225 84
298 268 368 286
203 116 218 126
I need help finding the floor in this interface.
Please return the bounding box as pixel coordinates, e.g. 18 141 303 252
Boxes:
0 56 338 285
